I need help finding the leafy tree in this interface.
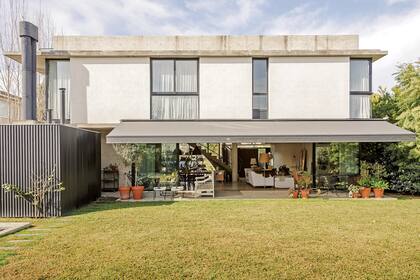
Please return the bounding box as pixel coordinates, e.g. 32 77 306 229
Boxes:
393 63 420 159
361 62 419 194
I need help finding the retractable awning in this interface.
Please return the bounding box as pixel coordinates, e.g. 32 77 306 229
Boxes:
106 119 415 144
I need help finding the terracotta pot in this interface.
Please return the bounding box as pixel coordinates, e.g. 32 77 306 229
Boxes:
119 186 131 200
373 188 384 198
292 190 299 199
301 189 310 199
360 187 371 199
131 186 144 200
352 192 360 198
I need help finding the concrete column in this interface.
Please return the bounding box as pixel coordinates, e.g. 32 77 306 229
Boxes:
231 143 238 182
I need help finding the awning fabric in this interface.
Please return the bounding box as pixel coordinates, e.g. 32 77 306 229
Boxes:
106 120 416 144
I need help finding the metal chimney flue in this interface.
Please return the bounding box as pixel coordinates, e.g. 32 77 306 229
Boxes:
19 21 38 121
59 88 66 124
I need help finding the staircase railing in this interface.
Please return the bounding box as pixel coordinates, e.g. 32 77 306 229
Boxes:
190 143 232 174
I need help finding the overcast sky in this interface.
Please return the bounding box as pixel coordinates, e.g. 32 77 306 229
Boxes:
19 0 420 90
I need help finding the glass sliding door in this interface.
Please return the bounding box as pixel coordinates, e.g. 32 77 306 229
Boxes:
315 143 360 187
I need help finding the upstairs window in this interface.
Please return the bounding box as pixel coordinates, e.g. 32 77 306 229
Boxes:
252 58 268 119
350 59 371 92
350 59 371 118
151 59 198 119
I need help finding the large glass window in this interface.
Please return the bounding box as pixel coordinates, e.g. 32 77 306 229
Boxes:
252 59 268 119
151 59 198 120
315 143 360 187
47 60 70 122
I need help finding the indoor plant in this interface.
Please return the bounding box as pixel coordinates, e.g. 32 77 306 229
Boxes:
371 179 389 198
298 171 312 199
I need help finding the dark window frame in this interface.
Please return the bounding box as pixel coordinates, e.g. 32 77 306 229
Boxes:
350 58 372 95
150 58 199 120
252 58 268 120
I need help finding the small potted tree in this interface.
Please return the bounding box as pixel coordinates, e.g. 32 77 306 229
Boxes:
113 144 149 200
358 161 372 199
298 171 312 199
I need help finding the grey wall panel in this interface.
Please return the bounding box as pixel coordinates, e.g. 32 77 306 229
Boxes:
0 124 101 217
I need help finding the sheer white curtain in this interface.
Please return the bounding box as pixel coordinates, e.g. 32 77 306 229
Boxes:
350 60 370 92
152 96 198 119
48 61 70 120
176 60 197 92
152 60 174 92
350 95 371 118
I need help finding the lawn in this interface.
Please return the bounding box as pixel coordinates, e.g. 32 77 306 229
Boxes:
0 200 419 279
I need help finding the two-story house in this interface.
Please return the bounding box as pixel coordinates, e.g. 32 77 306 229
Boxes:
6 35 414 189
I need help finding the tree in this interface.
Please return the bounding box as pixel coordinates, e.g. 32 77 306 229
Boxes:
0 0 55 122
1 168 64 218
393 62 420 159
361 62 420 194
113 144 151 186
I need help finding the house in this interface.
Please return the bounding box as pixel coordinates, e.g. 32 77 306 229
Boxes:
0 91 21 124
4 35 415 190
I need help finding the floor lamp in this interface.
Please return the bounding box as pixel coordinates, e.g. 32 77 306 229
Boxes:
259 153 270 188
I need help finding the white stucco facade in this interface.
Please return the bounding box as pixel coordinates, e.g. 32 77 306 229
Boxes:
199 57 252 119
70 57 150 124
268 57 350 119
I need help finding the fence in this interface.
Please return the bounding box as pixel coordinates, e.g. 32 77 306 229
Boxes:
0 124 101 217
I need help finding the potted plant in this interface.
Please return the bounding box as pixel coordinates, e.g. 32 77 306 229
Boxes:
348 184 361 198
358 176 371 198
371 179 389 198
113 144 150 200
288 187 299 199
118 185 131 200
297 171 312 199
358 161 372 199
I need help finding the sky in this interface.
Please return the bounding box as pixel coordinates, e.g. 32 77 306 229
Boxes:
16 0 420 90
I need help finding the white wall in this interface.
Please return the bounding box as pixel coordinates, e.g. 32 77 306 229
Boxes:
70 57 150 124
269 57 349 119
199 57 252 119
271 143 313 173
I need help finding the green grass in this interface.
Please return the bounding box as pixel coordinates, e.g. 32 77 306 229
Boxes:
0 200 419 279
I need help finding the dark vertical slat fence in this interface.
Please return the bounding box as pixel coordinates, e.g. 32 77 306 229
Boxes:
0 124 101 217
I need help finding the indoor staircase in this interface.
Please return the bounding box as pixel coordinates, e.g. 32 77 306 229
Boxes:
189 143 232 175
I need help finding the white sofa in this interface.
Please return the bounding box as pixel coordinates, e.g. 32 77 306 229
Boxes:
245 169 274 187
274 176 295 189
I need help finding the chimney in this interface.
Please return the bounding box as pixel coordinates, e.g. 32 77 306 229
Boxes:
19 21 38 121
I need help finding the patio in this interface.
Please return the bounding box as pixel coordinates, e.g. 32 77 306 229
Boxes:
101 181 397 201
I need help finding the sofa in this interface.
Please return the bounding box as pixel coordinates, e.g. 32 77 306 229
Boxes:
245 169 274 187
245 169 295 189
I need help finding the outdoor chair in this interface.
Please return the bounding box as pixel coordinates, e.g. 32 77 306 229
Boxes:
194 172 215 198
